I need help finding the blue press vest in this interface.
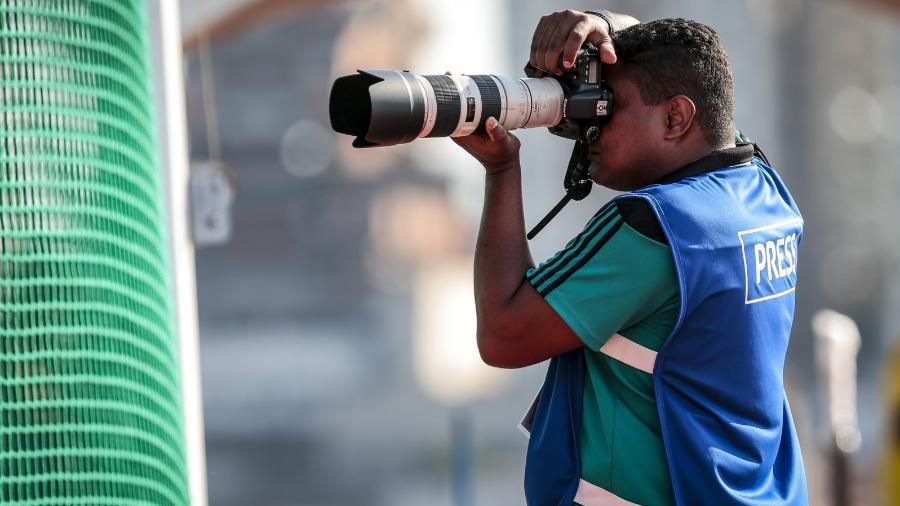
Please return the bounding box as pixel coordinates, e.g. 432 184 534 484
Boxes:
525 157 808 505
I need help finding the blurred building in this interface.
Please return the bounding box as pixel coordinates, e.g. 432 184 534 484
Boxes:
162 1 900 504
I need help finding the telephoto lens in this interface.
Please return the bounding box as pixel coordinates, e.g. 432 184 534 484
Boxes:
330 70 565 148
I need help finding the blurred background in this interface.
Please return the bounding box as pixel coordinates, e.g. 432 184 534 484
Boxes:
151 0 900 504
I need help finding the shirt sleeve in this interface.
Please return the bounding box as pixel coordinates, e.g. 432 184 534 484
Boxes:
526 201 678 350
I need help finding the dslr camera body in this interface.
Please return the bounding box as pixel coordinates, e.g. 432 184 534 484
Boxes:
540 43 614 143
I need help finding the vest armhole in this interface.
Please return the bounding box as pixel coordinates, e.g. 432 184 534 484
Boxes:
617 198 668 245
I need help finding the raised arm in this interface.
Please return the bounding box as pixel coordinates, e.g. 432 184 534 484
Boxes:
453 120 584 369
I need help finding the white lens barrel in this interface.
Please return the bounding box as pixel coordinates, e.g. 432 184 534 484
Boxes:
491 75 564 131
449 75 484 137
331 69 567 147
415 75 439 138
412 74 564 139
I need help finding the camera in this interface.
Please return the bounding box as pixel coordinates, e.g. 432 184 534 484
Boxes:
329 45 613 148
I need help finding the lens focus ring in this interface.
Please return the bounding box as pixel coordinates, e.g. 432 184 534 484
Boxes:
471 75 501 133
424 75 461 138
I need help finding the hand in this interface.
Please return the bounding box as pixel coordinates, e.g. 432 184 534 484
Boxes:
452 117 521 174
528 9 617 77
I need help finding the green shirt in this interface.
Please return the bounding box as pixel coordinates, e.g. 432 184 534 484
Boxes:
527 199 679 506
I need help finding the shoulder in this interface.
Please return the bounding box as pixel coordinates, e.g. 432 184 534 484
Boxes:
525 200 678 349
527 200 670 298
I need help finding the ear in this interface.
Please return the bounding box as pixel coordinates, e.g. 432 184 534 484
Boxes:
663 95 697 141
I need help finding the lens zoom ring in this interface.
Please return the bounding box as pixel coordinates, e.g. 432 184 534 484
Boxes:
424 75 460 137
472 75 501 133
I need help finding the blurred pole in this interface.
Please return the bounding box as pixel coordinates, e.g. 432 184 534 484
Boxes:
813 309 862 506
830 443 850 506
451 406 476 506
157 1 209 504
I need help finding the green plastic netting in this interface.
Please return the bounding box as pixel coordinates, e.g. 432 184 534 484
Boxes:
0 1 189 504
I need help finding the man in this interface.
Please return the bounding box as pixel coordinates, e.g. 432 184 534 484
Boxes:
453 10 808 506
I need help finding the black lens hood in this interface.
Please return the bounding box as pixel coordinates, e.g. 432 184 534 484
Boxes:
329 69 426 148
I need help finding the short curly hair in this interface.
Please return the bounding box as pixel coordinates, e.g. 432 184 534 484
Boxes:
613 18 734 147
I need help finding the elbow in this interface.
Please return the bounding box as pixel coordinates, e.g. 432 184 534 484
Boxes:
476 330 504 368
476 319 521 369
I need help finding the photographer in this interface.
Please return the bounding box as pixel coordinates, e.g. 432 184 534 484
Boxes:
454 9 808 506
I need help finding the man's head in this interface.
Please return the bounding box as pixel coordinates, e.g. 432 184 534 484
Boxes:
589 18 736 190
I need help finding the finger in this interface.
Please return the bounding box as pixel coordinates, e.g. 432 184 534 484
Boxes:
485 117 507 142
532 17 559 72
543 22 567 75
451 136 474 152
529 16 550 70
525 63 546 78
587 32 617 64
451 132 484 150
561 21 591 70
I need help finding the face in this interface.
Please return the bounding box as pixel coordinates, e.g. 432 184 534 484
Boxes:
588 67 668 191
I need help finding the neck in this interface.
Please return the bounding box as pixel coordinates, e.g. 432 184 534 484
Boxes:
654 137 735 182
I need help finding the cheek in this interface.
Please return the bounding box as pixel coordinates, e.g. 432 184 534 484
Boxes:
600 125 635 161
615 113 660 155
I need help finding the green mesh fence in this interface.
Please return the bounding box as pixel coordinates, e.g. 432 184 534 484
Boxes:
0 1 189 504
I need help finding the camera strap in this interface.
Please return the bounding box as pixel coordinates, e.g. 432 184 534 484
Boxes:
527 129 596 240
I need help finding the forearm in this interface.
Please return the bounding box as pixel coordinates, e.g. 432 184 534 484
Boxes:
474 163 534 330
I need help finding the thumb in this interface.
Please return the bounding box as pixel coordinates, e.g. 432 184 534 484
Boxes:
486 117 508 141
